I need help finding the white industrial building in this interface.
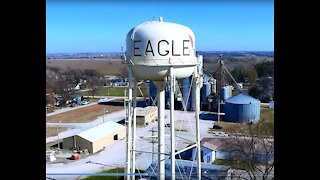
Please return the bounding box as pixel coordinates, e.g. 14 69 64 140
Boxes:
62 121 125 154
136 106 158 126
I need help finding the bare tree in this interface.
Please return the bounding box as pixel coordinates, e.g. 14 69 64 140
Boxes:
84 69 104 98
245 69 258 84
225 126 274 180
46 88 55 107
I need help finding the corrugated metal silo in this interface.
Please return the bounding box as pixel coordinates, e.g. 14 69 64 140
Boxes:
182 76 194 110
211 78 217 94
201 82 211 102
227 85 234 97
165 86 170 109
224 93 260 123
148 81 157 105
220 86 229 101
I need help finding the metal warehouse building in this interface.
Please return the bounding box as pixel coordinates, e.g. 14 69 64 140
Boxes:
136 106 158 126
224 93 260 123
62 121 125 154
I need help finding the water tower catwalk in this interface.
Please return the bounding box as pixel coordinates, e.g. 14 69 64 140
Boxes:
124 17 203 180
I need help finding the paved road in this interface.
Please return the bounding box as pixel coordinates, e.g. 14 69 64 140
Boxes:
47 102 98 117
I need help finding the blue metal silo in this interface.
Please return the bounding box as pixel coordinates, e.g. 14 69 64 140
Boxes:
224 93 260 123
201 82 211 103
182 76 194 111
148 80 157 105
220 86 229 101
165 85 170 109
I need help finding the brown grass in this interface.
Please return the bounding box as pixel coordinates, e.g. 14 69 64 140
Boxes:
47 104 123 123
209 107 274 137
46 127 68 137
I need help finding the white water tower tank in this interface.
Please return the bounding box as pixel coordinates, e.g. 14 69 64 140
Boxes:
126 17 198 80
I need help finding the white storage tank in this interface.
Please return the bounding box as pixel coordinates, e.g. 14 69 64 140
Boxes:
126 17 198 81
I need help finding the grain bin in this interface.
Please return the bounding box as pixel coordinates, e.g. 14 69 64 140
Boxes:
201 82 211 103
224 93 260 123
181 76 194 111
220 86 229 101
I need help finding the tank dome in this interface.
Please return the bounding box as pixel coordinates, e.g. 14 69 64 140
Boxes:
126 17 198 81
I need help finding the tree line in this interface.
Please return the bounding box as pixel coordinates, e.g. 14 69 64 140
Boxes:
228 61 274 102
46 67 104 106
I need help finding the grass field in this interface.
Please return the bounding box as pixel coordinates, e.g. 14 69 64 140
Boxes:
209 107 274 137
47 107 55 113
80 87 126 97
84 168 124 180
46 127 68 137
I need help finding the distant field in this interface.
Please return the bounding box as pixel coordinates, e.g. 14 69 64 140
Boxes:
46 59 126 76
46 58 273 77
203 56 273 73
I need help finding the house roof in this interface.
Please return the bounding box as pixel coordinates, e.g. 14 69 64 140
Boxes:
201 137 228 151
77 121 125 142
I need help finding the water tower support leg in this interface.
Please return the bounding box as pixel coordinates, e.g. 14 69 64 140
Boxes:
194 69 202 180
132 78 137 179
126 66 133 180
156 81 165 180
170 67 176 180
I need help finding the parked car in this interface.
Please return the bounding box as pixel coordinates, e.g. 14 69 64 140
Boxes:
81 101 89 105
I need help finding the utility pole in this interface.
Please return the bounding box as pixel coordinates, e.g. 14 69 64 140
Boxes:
151 127 155 164
102 108 108 123
57 121 61 149
218 55 224 122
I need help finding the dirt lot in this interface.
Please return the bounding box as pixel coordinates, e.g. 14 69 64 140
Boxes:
47 104 124 123
46 127 68 137
46 59 126 76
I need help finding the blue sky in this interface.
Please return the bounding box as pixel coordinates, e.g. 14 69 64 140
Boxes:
46 1 274 53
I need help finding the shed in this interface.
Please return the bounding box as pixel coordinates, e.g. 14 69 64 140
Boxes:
62 121 125 154
136 106 158 126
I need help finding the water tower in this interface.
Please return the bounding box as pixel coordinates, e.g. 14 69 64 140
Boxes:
125 17 203 180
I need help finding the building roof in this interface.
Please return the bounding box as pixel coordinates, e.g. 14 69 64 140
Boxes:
77 121 125 142
225 93 260 105
136 106 157 116
201 137 228 151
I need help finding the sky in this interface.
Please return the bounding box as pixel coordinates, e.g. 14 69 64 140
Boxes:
46 1 274 53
